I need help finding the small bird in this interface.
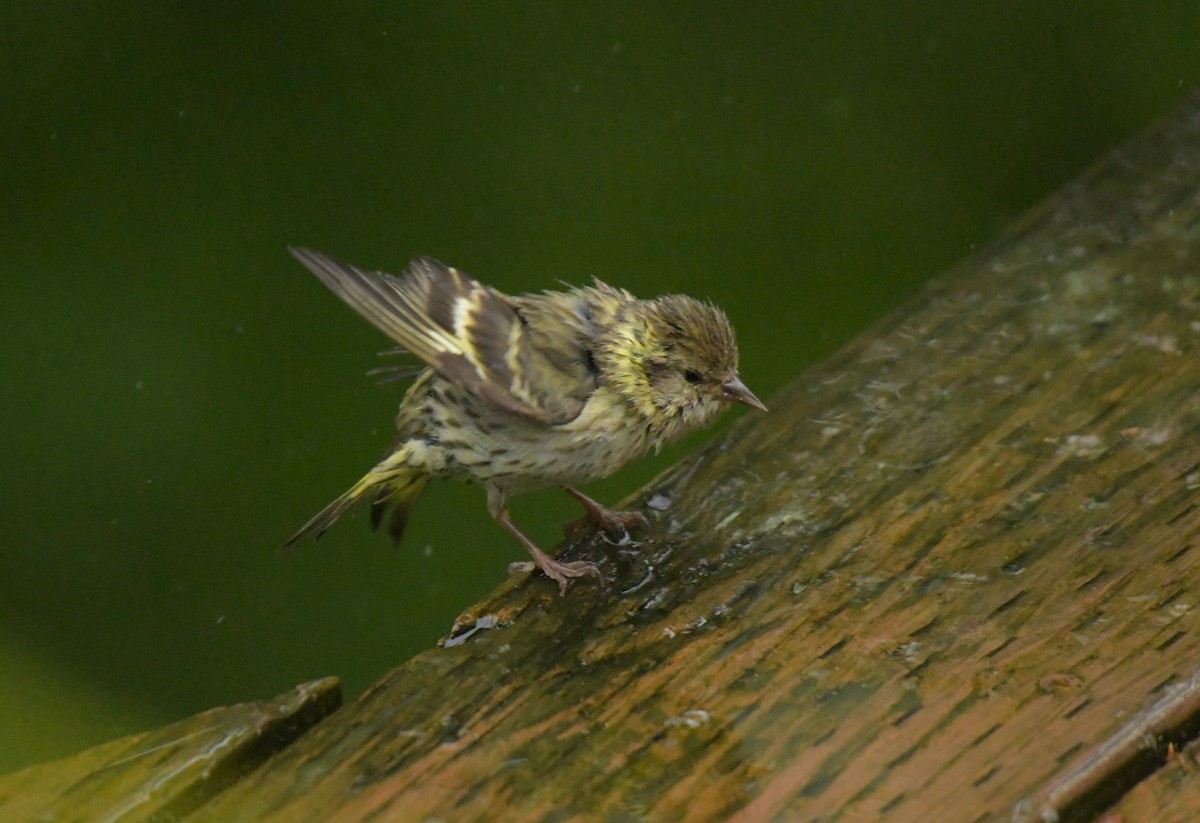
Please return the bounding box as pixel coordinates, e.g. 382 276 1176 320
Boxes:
284 248 766 593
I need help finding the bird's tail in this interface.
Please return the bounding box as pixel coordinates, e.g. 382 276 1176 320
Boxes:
370 472 429 545
283 465 428 550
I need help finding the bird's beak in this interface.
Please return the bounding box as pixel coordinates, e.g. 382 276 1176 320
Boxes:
721 375 768 411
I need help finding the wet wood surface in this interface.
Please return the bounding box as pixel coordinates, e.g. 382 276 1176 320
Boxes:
0 678 339 823
6 94 1200 822
1109 733 1200 821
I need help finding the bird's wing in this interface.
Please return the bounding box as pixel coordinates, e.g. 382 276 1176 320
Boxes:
290 247 586 424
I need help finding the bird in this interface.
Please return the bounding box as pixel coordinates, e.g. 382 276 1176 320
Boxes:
284 247 766 593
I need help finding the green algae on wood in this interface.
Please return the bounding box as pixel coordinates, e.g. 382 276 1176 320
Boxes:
0 677 339 823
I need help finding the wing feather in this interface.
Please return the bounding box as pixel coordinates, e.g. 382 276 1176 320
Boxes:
290 247 587 423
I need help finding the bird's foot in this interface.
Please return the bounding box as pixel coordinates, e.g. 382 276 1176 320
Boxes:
508 553 604 595
561 487 650 540
495 505 603 595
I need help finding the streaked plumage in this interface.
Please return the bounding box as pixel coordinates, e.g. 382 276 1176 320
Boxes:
285 247 765 593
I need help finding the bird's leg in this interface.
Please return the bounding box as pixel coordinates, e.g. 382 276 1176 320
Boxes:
488 488 601 595
561 486 650 539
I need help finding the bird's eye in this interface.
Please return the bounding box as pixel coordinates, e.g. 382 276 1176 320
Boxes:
684 369 702 385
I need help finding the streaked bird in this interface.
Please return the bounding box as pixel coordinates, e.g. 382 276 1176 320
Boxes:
285 247 766 593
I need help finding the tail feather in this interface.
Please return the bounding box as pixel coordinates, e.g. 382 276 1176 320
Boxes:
370 474 430 545
283 468 426 550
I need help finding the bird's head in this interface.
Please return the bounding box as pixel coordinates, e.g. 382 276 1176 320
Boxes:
602 294 766 440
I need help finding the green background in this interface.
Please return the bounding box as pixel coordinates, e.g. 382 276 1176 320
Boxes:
3 3 1198 773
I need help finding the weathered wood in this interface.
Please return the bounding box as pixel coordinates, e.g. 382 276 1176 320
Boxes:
1109 734 1200 822
9 95 1200 822
0 678 339 823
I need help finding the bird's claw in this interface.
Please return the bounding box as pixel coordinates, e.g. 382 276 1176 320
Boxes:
564 507 650 540
593 507 650 537
508 557 604 595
